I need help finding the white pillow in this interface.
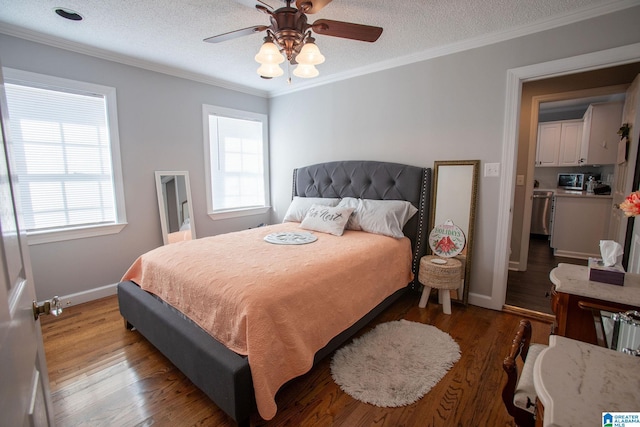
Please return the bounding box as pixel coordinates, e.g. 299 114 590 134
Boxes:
336 197 361 230
352 199 418 238
300 204 354 236
282 196 340 223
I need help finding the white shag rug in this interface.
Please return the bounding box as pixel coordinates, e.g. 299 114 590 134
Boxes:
330 320 461 407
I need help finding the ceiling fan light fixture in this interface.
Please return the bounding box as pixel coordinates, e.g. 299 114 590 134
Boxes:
295 40 325 66
257 63 284 78
255 40 285 65
203 0 382 83
293 63 319 79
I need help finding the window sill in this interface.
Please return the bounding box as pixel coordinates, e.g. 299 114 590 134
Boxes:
208 206 271 221
26 223 128 245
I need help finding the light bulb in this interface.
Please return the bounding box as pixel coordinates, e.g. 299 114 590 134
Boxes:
257 63 284 78
293 64 319 78
255 42 285 65
296 42 325 65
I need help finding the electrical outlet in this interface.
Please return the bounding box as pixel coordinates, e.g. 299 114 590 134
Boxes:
516 175 525 186
484 162 500 177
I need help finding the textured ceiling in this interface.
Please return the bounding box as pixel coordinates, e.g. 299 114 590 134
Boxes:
0 0 634 97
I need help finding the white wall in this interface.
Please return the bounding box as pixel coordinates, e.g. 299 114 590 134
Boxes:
0 35 269 304
2 5 639 308
269 6 640 304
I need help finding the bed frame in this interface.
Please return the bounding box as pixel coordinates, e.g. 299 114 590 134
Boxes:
118 160 431 426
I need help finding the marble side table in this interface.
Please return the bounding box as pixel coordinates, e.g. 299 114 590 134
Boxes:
550 263 640 306
533 335 640 427
549 263 640 345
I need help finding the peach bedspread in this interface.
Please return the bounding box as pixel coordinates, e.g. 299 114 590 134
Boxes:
121 222 413 420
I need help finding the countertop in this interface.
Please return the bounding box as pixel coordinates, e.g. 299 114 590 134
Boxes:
535 188 613 198
533 335 640 427
549 263 640 307
554 189 613 198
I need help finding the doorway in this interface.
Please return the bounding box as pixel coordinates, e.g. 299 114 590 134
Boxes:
506 75 639 314
506 65 640 314
509 80 640 271
484 44 640 313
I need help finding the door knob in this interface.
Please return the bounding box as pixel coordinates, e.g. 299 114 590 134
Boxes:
32 296 63 321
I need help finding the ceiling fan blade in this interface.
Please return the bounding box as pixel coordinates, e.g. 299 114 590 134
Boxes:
232 0 273 9
311 19 383 42
233 0 262 8
296 0 332 14
203 25 269 43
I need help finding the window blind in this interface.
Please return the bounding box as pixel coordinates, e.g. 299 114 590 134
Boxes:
5 83 117 232
209 115 265 211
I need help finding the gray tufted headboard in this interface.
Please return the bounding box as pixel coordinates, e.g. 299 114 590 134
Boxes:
292 160 432 288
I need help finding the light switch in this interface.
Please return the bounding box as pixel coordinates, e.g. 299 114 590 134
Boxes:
484 162 500 177
516 175 525 186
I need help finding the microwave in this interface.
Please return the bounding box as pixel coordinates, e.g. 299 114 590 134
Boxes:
557 173 585 190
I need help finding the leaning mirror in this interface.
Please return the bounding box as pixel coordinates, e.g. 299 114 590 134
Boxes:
155 171 195 245
430 160 480 305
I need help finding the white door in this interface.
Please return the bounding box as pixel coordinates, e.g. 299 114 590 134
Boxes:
0 67 55 425
612 74 640 272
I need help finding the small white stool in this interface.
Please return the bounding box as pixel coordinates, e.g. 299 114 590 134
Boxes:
418 255 462 314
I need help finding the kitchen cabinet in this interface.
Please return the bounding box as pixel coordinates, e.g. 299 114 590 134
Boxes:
579 101 623 165
550 194 612 258
535 120 583 167
536 122 561 166
558 120 583 165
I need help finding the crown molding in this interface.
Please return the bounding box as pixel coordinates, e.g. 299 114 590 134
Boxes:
269 0 640 97
0 23 269 98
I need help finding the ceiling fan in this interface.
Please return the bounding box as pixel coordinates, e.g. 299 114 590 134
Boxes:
203 0 383 79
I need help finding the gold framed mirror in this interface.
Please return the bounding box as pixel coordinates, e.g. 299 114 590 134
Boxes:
155 171 195 245
430 160 480 305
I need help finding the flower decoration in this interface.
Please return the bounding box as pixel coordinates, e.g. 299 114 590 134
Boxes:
618 123 631 141
620 191 640 217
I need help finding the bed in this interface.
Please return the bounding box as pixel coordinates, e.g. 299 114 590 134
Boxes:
117 160 431 426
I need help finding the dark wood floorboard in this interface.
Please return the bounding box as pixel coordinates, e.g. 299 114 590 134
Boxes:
506 234 587 314
41 292 552 427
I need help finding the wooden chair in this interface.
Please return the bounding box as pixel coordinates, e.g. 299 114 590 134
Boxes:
502 319 547 427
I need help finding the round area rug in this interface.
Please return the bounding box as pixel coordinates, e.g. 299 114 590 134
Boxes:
330 320 461 407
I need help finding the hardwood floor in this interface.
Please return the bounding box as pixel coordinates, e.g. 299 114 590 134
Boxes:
41 292 552 427
506 234 587 315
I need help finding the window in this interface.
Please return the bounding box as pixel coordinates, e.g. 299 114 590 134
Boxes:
203 105 270 219
3 69 126 244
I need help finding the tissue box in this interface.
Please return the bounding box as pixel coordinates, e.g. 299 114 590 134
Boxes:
588 257 625 286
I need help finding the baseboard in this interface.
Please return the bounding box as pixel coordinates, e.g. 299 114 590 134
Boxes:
552 249 596 260
48 283 118 308
508 260 521 271
502 304 555 324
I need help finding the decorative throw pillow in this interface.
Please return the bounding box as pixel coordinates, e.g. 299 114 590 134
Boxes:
336 197 361 230
300 204 355 236
283 196 340 223
354 199 418 238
